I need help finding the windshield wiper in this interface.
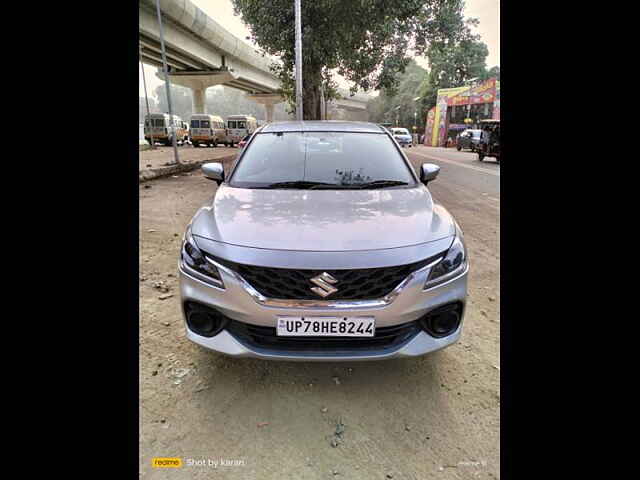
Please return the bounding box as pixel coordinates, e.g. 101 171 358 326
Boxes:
349 180 410 189
263 180 335 189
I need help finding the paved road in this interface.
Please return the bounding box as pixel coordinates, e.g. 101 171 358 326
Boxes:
139 146 500 479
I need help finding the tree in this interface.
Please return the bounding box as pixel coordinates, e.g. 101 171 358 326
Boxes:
231 0 482 120
367 60 428 129
416 32 489 120
481 65 500 81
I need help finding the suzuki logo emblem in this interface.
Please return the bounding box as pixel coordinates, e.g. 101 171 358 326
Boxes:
310 272 339 298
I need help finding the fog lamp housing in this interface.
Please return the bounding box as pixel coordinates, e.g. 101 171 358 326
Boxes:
420 303 463 338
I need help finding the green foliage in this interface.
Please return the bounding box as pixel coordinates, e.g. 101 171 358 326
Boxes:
231 0 480 119
369 1 496 130
367 60 428 130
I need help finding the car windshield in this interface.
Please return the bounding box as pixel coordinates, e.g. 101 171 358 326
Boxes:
229 131 416 189
393 129 409 135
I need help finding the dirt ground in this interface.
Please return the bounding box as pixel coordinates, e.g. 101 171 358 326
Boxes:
139 145 238 171
139 150 499 479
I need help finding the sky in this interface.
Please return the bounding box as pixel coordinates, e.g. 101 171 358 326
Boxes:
139 0 499 97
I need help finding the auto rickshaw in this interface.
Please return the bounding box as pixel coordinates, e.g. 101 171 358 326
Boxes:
477 119 500 163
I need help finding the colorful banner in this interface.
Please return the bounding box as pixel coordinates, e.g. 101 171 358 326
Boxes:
448 78 496 106
425 78 499 146
424 108 435 144
492 81 500 120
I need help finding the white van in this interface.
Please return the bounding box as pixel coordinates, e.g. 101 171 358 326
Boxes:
189 114 226 147
144 113 188 146
226 115 257 146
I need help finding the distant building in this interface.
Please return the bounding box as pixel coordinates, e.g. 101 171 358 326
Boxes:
424 78 500 147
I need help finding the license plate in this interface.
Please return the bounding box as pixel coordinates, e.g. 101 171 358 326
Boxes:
276 316 375 337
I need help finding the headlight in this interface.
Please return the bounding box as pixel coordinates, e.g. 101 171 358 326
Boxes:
424 231 468 290
180 225 224 288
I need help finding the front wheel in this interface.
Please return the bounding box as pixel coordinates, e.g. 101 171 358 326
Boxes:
193 142 199 148
456 145 461 151
478 152 485 162
213 140 218 147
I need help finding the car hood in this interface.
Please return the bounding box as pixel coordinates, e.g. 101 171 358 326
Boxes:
190 184 456 252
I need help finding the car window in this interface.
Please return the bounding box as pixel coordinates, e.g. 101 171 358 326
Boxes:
230 132 416 188
191 120 199 128
228 121 237 129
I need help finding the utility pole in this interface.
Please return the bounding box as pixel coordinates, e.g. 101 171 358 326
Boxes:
156 0 181 165
294 0 303 121
140 50 156 149
412 96 421 146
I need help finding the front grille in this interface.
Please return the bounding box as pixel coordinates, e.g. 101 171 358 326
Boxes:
226 319 421 353
210 254 442 301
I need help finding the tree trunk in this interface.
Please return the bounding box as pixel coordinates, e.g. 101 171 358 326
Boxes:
302 66 322 120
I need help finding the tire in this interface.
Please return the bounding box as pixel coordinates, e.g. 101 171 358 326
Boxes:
193 142 199 148
230 142 235 148
478 152 485 162
213 140 218 147
496 156 500 164
456 145 461 151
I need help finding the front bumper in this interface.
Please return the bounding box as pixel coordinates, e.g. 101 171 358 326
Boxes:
179 255 468 361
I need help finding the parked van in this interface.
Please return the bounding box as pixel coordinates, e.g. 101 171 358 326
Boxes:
144 113 188 146
189 114 226 148
226 115 257 146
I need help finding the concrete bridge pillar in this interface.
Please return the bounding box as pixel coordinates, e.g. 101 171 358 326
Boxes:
192 88 206 114
156 69 239 114
264 103 275 123
246 93 285 124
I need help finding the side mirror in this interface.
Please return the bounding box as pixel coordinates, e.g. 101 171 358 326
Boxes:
202 162 225 184
420 163 440 184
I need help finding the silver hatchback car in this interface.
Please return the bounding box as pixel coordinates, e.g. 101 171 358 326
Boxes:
179 121 468 361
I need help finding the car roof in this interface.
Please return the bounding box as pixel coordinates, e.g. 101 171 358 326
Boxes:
480 119 500 123
260 121 386 133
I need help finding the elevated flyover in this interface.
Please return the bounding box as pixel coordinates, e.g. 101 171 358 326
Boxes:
139 0 370 120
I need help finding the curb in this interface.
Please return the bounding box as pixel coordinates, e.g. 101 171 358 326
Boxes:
139 155 235 183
